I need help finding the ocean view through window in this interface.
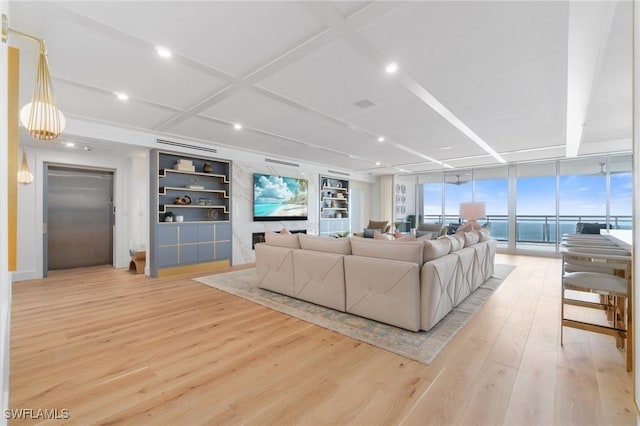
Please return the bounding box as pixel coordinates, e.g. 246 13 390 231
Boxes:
419 155 632 253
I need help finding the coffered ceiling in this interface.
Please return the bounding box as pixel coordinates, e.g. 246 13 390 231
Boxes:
7 1 633 175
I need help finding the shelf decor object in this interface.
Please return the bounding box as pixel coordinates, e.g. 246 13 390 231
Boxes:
319 175 350 238
150 148 232 277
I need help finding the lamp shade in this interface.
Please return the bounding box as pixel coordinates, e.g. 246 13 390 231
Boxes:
460 201 486 220
20 102 66 140
17 148 33 185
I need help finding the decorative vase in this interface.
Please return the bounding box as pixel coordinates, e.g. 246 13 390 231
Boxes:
203 162 213 173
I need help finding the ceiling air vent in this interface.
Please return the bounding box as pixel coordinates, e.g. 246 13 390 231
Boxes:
327 169 350 177
354 99 375 109
265 158 299 167
156 139 217 154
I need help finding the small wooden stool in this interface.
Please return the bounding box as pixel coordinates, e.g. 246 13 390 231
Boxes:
129 250 146 274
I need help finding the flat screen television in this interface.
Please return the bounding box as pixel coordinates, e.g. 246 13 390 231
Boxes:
253 173 308 221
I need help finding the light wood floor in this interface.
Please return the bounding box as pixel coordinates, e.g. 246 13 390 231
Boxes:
9 254 638 425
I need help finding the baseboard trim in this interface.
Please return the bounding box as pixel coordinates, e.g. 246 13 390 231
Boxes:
157 260 231 278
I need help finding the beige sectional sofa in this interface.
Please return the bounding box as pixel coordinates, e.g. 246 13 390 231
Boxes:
255 230 496 332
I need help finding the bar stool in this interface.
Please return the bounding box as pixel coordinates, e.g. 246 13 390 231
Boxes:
560 247 632 371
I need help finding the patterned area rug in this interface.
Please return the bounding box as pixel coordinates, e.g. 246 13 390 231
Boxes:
194 264 515 364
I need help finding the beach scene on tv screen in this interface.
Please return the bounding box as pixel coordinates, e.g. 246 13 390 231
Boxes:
254 174 308 217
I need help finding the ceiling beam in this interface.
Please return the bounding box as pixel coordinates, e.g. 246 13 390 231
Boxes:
565 0 617 157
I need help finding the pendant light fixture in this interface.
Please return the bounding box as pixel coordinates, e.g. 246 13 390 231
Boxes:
2 15 66 140
17 147 34 186
19 38 66 140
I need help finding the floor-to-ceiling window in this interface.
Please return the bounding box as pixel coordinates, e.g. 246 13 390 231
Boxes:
515 162 557 251
474 166 509 244
609 154 633 229
420 173 444 225
559 156 607 238
414 154 631 254
444 171 472 225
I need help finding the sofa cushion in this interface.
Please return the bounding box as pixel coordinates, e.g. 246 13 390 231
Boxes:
256 244 295 296
299 234 351 255
463 231 480 247
363 228 382 238
344 256 420 331
478 228 491 242
264 231 300 249
440 234 464 252
293 250 346 311
423 238 452 261
349 237 423 265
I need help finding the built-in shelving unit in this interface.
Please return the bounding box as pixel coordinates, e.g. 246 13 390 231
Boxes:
150 149 232 277
319 176 350 237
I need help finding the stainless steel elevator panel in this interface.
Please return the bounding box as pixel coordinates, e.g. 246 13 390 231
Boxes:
46 166 114 270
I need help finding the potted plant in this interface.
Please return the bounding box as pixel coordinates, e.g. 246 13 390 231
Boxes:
164 211 174 222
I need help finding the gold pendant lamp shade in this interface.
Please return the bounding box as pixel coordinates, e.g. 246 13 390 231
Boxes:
19 40 65 140
17 147 34 186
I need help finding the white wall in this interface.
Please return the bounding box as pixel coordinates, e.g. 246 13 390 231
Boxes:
349 180 370 234
11 123 376 277
1 0 12 421
14 145 148 280
394 174 418 224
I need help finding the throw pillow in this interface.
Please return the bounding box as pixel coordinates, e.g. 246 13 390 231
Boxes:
423 238 452 261
478 228 491 242
415 230 434 239
280 227 291 235
463 231 480 247
373 231 386 240
299 234 351 255
363 228 382 238
439 234 464 252
394 233 416 241
264 231 301 249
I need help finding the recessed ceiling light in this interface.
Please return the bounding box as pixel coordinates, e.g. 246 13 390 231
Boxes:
84 147 91 152
114 92 129 101
65 142 75 147
377 136 385 143
233 123 242 130
155 46 172 58
385 62 399 74
375 161 381 166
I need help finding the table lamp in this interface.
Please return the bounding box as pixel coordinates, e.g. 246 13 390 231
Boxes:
459 202 486 231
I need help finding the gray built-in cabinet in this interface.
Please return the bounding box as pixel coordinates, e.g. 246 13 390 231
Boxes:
319 175 350 237
150 149 232 277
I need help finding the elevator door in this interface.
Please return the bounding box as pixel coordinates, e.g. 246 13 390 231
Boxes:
45 165 114 271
